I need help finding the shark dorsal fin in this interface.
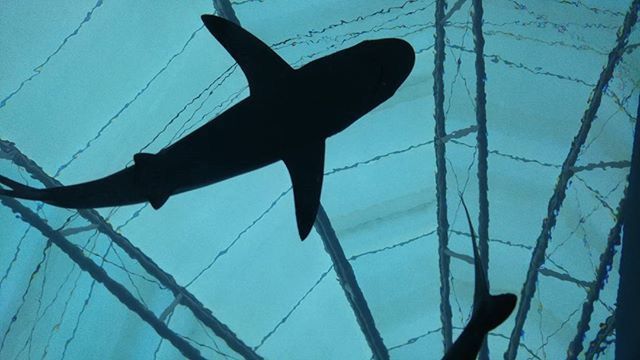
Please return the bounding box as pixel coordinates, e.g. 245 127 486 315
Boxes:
201 15 292 95
282 141 325 240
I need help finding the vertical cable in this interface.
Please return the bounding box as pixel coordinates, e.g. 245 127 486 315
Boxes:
471 0 490 358
433 0 453 351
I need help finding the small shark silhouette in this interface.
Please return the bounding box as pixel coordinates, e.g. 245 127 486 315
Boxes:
443 197 517 359
0 15 415 240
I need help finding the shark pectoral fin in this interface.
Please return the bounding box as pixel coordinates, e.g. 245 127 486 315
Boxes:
200 15 292 95
133 153 170 210
282 141 326 241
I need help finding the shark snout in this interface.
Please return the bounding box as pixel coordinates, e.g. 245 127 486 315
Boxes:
369 38 415 96
384 38 415 86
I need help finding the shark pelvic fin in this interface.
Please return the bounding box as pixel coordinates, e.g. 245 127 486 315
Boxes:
201 14 292 95
282 141 325 240
133 153 170 209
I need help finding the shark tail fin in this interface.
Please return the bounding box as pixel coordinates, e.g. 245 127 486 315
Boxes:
133 153 171 209
459 195 489 301
0 174 46 201
459 193 517 332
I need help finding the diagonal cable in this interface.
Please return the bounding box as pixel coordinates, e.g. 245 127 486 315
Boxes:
314 205 389 359
504 2 640 358
0 138 262 360
0 196 205 360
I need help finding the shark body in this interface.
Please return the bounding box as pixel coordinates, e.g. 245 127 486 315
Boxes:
0 15 415 239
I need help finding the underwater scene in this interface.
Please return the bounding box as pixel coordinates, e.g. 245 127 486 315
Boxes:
1 0 639 359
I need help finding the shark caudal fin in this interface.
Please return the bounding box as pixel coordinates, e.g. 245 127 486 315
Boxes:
200 14 292 95
282 141 325 241
443 196 517 359
459 196 516 329
0 174 46 201
461 197 489 304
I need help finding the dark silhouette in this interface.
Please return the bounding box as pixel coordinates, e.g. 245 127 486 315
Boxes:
0 15 415 240
443 197 517 359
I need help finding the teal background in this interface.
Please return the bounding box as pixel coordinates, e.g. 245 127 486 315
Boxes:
0 1 638 359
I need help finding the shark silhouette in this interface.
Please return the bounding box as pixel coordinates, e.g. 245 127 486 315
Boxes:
443 197 517 359
0 15 415 240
